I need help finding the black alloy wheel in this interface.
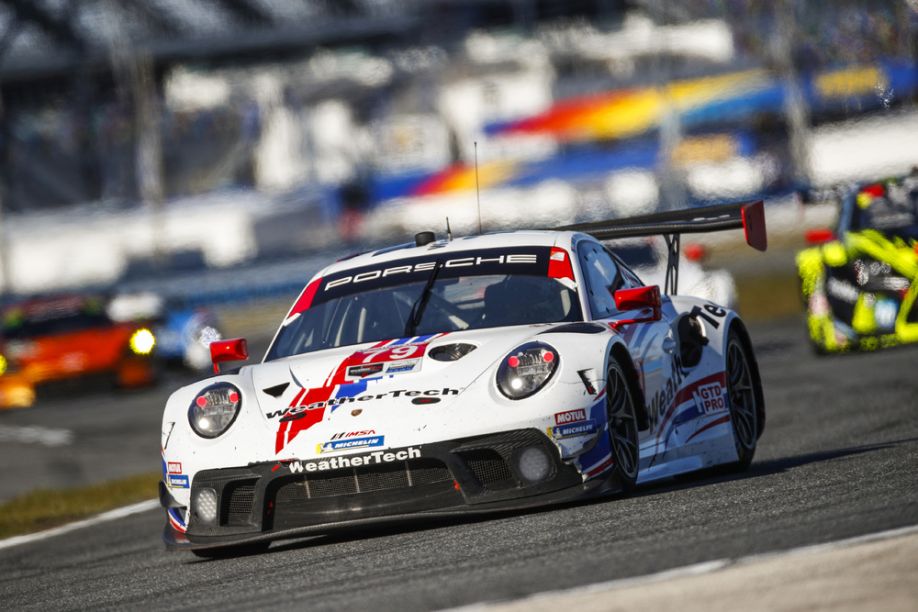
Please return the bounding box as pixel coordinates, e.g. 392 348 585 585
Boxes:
606 359 640 491
726 329 759 469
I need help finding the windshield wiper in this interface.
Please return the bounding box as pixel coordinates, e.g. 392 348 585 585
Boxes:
404 261 442 337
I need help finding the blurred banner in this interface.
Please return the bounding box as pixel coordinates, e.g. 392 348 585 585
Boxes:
0 0 914 299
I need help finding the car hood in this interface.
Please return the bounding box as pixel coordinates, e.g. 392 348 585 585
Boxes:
246 325 554 456
846 230 918 280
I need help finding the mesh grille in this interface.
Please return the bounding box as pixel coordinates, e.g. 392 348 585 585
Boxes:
409 459 453 485
223 482 256 526
358 463 410 492
460 449 514 489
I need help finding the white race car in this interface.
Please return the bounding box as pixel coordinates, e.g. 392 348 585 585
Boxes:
159 202 768 556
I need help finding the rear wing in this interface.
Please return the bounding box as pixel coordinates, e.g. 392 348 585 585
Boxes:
557 200 767 295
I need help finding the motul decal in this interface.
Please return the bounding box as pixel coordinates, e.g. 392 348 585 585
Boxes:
554 408 587 425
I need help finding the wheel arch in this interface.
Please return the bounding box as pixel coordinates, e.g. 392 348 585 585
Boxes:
608 341 650 431
727 317 766 439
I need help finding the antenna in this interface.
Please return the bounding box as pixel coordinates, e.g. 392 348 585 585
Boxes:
474 141 482 234
445 216 452 241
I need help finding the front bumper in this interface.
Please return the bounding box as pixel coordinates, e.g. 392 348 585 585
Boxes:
163 428 610 551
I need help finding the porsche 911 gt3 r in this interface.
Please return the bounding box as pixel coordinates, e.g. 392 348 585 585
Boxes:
159 202 768 557
797 174 918 353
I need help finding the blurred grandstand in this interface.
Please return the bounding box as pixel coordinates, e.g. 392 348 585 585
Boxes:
0 0 915 300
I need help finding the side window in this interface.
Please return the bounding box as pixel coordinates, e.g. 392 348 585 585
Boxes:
608 250 644 288
577 242 622 318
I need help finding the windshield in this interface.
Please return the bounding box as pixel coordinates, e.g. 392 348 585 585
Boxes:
2 297 112 340
850 183 918 240
267 247 582 360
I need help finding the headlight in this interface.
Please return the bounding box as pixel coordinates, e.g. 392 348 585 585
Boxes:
129 328 156 355
496 342 559 400
188 383 242 438
0 354 7 376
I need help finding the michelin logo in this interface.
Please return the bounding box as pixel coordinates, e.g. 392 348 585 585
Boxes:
317 435 385 454
168 474 190 488
550 420 598 439
288 447 421 473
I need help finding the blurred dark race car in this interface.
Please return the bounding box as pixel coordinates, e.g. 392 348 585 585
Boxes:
108 292 223 372
110 251 224 373
0 294 158 408
797 173 918 353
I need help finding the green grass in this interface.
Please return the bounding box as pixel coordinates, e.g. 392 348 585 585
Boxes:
0 472 160 540
736 272 803 322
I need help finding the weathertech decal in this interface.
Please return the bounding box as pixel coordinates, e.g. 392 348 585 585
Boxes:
273 334 447 453
269 388 459 421
287 447 421 473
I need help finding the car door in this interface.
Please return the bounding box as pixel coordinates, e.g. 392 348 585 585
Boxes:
576 241 677 466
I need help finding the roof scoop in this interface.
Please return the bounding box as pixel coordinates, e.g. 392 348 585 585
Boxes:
429 343 477 362
415 231 436 247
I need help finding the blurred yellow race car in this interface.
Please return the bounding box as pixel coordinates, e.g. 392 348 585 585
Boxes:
797 174 918 353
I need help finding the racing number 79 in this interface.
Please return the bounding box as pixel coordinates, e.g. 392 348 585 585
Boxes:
360 344 422 363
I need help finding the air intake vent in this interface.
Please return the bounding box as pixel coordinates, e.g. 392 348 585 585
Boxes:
262 383 289 398
429 343 476 362
458 449 514 490
222 481 256 526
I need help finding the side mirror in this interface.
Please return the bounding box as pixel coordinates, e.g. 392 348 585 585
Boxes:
805 228 835 245
683 243 708 263
210 338 249 374
611 285 662 330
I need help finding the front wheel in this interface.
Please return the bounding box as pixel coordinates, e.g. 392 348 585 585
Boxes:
725 329 759 470
606 359 640 491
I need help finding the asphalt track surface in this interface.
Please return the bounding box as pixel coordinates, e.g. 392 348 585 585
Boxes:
1 317 917 611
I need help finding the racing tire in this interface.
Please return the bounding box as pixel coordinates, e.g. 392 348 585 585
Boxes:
605 358 640 492
725 328 759 470
191 541 270 559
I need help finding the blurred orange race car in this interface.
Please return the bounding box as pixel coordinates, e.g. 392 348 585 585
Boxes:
0 295 158 408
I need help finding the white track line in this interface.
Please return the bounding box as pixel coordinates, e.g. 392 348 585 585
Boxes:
0 499 158 551
447 523 918 611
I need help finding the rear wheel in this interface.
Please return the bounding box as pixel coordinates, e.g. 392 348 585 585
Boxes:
726 330 759 470
606 359 640 491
